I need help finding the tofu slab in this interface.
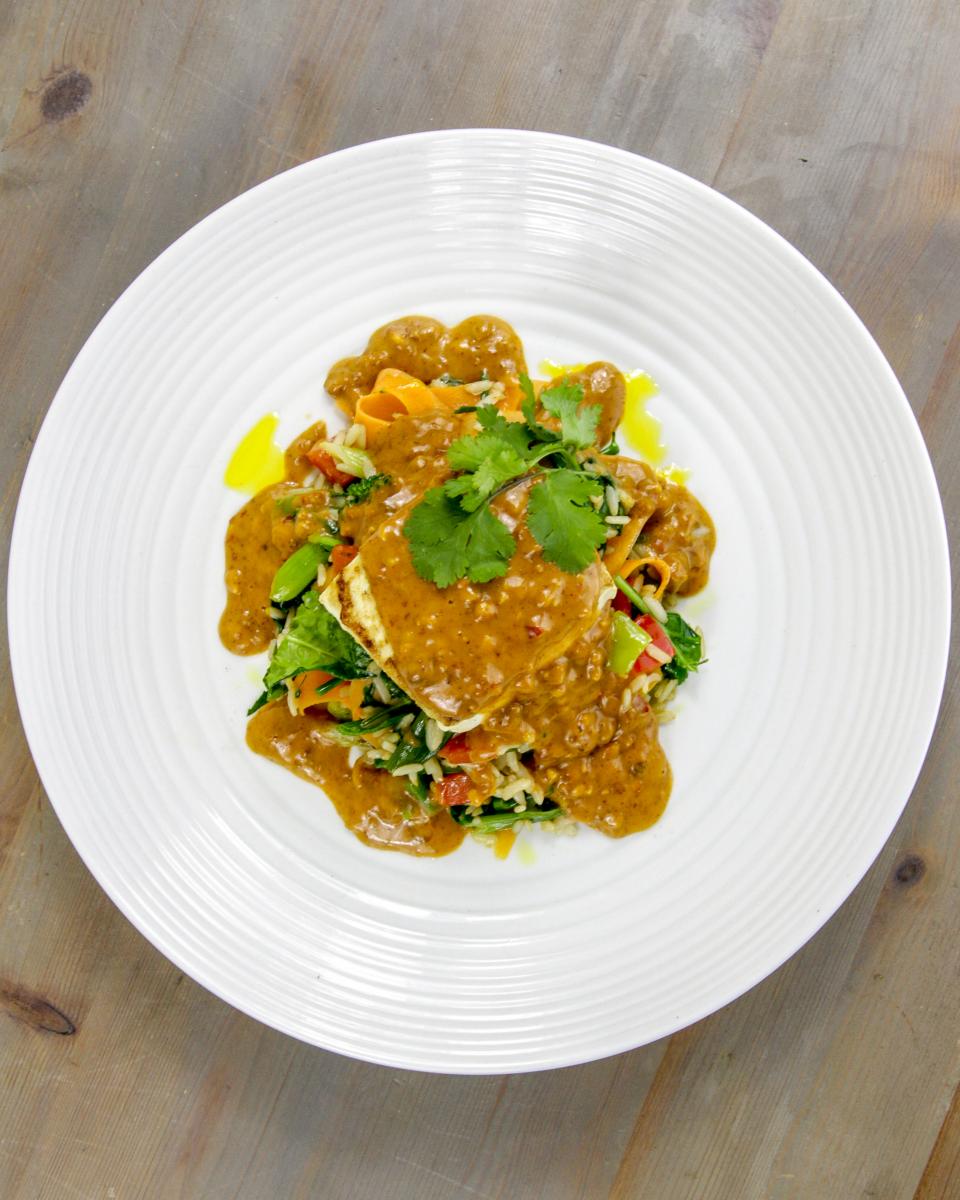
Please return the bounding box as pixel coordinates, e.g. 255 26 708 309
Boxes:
321 489 612 730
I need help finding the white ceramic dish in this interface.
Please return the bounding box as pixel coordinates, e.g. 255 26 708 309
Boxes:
8 130 949 1073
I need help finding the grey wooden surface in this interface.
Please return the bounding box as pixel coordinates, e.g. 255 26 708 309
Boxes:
1 1 958 1197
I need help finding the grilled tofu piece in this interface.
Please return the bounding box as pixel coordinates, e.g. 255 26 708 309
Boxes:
321 484 613 730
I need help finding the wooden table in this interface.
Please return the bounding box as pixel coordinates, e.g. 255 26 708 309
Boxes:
2 2 957 1196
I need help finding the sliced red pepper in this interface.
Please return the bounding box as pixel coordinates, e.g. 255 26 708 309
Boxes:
306 444 353 486
436 773 473 807
439 732 473 763
612 590 632 614
329 543 358 574
632 613 675 674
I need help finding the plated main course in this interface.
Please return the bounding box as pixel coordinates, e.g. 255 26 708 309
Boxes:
220 316 715 857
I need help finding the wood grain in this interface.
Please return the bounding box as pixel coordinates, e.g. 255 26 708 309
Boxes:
1 1 958 1197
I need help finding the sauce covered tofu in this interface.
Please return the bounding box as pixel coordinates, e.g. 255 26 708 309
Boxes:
324 482 612 729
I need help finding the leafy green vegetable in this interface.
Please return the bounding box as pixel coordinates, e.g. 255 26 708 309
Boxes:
381 713 435 771
344 473 391 505
333 705 415 738
518 373 563 445
450 799 562 831
269 541 327 604
443 446 528 511
404 488 516 587
539 381 600 449
247 686 282 716
661 613 704 683
443 407 558 514
405 774 430 805
527 470 607 572
475 404 539 452
263 591 371 689
519 372 537 426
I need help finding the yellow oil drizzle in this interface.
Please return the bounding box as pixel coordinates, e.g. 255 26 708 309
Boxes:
540 360 668 465
662 463 691 486
224 413 285 495
516 838 537 866
622 371 666 464
541 358 588 377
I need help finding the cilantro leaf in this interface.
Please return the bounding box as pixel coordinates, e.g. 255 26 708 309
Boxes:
444 409 539 510
344 473 391 505
519 372 537 426
540 381 601 449
518 372 562 446
661 613 704 684
447 431 526 476
474 405 535 455
527 470 607 572
263 591 371 688
403 488 515 587
442 446 528 511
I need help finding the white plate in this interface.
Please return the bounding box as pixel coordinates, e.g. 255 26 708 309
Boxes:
9 131 950 1073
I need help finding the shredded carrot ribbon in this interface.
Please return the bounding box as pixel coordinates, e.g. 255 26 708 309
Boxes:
627 555 672 600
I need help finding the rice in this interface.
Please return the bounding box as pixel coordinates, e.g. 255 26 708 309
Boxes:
424 719 443 753
390 763 425 778
604 485 620 515
643 592 668 623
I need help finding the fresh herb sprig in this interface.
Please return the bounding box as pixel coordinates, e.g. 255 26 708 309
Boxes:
403 375 609 586
344 473 391 506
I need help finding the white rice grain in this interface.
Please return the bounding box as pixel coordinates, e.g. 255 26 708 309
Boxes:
390 763 424 778
424 719 443 753
643 593 668 623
